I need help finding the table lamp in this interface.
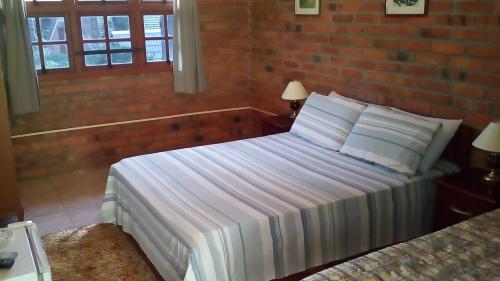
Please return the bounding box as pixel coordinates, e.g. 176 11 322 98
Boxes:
472 121 500 187
281 81 309 119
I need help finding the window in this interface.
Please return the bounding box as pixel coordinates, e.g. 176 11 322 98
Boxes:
80 15 133 67
28 16 70 71
143 15 173 63
25 0 173 78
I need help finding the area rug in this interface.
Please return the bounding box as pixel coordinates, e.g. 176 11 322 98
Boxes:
42 224 161 281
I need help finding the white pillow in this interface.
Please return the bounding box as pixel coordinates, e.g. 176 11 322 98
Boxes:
290 93 366 151
340 105 441 176
390 107 462 173
328 91 368 105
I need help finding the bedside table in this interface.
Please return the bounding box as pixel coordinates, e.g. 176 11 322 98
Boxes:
262 115 294 136
433 168 500 231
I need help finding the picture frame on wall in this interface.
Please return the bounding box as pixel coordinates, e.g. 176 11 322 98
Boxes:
386 0 427 16
295 0 320 15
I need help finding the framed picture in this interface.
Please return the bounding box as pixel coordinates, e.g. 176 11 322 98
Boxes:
386 0 427 16
295 0 320 15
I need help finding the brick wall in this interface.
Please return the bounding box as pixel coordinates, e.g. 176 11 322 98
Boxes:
11 0 255 180
250 0 499 128
11 0 500 180
13 109 264 180
12 0 251 135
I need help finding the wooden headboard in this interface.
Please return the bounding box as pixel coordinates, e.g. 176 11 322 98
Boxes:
441 124 476 170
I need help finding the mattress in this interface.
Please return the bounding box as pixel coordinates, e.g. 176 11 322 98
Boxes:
101 133 458 281
302 209 500 281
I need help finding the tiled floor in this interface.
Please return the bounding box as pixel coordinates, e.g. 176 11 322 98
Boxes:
19 168 110 236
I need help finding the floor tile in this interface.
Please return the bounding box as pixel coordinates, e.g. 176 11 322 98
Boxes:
19 168 110 235
67 207 102 228
20 179 65 218
30 211 74 236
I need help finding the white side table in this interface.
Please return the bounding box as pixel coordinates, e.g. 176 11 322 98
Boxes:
0 222 51 281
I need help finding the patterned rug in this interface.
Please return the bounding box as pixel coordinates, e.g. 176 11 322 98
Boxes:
42 224 161 281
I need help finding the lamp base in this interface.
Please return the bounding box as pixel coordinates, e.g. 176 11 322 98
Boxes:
482 153 500 188
289 100 300 119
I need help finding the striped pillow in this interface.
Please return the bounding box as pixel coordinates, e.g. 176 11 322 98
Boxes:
340 105 441 176
290 93 366 151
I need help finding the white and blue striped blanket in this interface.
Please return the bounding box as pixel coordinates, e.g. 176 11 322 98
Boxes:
101 133 458 281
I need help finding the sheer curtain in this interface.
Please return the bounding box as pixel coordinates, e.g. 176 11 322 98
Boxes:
0 0 40 115
173 0 206 94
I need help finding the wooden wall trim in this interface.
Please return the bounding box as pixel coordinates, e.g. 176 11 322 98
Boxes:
11 107 277 139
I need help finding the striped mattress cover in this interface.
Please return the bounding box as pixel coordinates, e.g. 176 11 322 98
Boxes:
101 133 458 281
302 209 500 281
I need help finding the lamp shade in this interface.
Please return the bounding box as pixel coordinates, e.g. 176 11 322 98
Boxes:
472 121 500 153
281 81 309 101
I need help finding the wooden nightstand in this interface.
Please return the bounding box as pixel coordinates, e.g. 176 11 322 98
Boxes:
262 115 294 136
433 168 500 231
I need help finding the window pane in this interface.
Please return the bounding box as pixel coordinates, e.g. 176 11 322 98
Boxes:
25 0 62 2
28 18 38 42
43 44 69 69
143 15 165 38
84 42 108 66
81 16 105 40
167 15 173 37
40 17 66 42
145 40 166 62
110 41 132 64
107 16 130 39
32 46 41 70
168 39 173 61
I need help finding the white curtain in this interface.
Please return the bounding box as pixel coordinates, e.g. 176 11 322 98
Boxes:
0 0 40 115
173 0 206 94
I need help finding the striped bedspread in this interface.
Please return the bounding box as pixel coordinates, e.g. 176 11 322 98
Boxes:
302 209 500 281
101 133 458 281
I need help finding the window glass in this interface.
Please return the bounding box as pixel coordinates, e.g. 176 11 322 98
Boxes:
143 15 165 37
40 17 66 42
81 15 132 66
83 42 108 66
43 44 69 69
107 16 130 39
145 40 166 62
28 16 69 71
32 46 41 70
143 14 172 63
80 16 105 40
167 15 173 37
28 17 38 42
168 38 173 61
110 41 132 64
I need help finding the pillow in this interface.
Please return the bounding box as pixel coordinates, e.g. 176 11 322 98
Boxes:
290 93 366 151
340 105 441 176
328 91 368 105
390 107 462 173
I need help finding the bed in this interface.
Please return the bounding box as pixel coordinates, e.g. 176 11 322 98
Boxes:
101 132 459 281
302 208 500 281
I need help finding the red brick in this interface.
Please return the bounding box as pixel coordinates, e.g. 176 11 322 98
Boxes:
420 28 450 39
450 83 484 98
341 68 362 79
468 45 500 58
457 1 494 13
485 89 500 101
432 42 464 55
415 53 447 65
452 30 489 41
